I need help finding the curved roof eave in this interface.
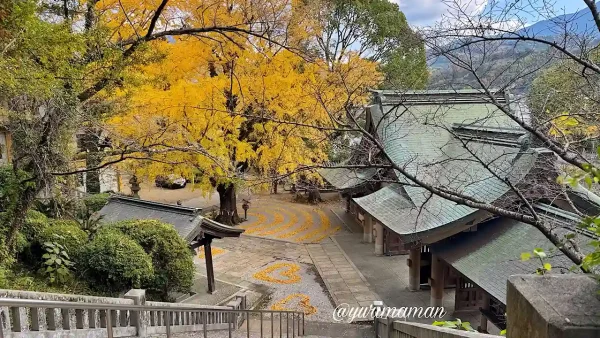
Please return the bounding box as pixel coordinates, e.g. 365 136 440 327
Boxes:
200 217 245 239
353 148 539 239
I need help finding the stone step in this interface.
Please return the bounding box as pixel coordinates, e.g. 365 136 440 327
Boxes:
304 321 374 338
157 319 374 338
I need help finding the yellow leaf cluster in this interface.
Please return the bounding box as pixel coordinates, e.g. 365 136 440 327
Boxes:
102 0 382 193
270 294 317 315
549 114 599 138
253 262 301 284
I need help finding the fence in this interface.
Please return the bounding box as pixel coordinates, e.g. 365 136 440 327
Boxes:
0 289 304 338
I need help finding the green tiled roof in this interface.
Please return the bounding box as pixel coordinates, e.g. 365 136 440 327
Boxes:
352 90 536 238
431 218 576 304
352 184 415 230
319 167 378 190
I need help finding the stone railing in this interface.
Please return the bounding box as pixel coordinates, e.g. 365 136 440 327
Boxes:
0 288 249 338
374 318 498 338
145 293 246 336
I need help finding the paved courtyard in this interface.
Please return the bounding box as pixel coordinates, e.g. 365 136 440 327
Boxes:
333 230 500 334
194 236 336 322
183 195 493 330
191 196 377 323
238 198 341 243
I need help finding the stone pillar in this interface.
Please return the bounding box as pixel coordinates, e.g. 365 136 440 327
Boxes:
363 214 373 243
374 222 384 256
430 254 444 307
408 248 421 291
124 289 147 337
479 293 490 332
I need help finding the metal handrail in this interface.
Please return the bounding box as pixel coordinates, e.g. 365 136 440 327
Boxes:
0 298 305 337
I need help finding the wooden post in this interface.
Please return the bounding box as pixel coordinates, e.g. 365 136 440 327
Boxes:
479 293 490 333
363 214 373 243
204 237 216 294
408 248 421 291
374 222 384 256
430 254 445 307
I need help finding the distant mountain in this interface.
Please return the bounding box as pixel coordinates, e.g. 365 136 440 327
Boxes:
428 4 599 92
516 3 599 37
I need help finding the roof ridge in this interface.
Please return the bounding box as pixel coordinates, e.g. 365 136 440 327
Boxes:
108 195 201 216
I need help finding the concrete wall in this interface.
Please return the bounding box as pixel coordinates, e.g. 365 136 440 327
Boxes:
75 167 120 195
507 275 600 338
375 318 497 338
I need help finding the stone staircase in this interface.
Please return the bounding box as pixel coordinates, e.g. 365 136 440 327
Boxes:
0 289 495 338
304 321 374 337
164 320 374 338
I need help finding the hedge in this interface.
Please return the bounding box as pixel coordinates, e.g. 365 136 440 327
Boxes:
83 193 110 213
38 220 87 257
79 228 154 291
108 220 194 299
21 210 50 241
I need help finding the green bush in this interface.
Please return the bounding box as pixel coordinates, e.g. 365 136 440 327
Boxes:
38 220 87 257
21 210 50 241
12 210 50 263
0 265 9 289
109 220 194 299
79 228 154 291
83 193 110 213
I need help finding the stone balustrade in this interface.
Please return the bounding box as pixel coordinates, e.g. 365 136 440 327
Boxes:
0 289 246 338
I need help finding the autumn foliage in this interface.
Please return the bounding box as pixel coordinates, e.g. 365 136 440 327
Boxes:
99 0 383 223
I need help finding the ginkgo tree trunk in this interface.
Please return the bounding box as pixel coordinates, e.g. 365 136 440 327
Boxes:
214 181 242 225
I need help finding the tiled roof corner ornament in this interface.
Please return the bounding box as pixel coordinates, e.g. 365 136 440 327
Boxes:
512 134 532 165
518 134 531 151
372 90 384 104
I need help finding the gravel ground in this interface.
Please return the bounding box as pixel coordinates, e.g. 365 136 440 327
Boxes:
246 259 335 323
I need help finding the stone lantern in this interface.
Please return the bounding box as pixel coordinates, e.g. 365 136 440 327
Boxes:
242 199 250 220
129 175 141 198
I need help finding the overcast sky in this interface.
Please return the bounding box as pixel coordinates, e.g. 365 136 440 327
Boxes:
393 0 590 27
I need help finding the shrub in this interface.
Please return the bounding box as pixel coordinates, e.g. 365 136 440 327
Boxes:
79 228 154 291
21 210 50 241
0 265 9 288
109 220 194 299
38 220 87 257
83 193 110 213
40 241 74 285
33 196 79 219
13 210 50 264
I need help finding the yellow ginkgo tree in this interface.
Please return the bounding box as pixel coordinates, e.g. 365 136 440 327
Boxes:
106 28 381 223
